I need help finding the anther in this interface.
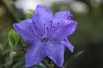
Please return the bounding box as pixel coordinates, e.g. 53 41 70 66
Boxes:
30 26 31 28
50 20 52 23
42 37 48 42
40 34 42 37
31 30 33 32
33 22 35 25
44 23 46 35
58 23 59 25
30 26 33 32
47 27 48 29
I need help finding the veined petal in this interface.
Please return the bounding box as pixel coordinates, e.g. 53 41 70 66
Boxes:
62 38 74 52
25 41 46 67
13 19 38 43
54 11 73 20
46 42 65 67
31 5 53 35
34 5 53 21
51 20 77 41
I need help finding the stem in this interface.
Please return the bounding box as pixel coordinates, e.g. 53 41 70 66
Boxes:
20 44 25 53
20 39 26 53
48 58 54 68
0 53 5 68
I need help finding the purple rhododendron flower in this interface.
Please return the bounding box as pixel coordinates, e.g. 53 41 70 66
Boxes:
13 5 77 67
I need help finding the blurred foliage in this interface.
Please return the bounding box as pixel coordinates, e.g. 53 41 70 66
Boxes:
0 29 24 68
8 29 19 50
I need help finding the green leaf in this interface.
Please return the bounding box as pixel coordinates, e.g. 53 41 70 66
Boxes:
8 29 20 50
12 57 25 68
9 51 16 62
63 51 84 68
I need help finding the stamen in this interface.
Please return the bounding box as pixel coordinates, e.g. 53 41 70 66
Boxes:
58 23 59 25
33 22 35 24
50 20 52 23
47 27 48 30
49 23 60 39
31 30 33 32
46 27 50 36
40 34 42 37
30 26 31 28
53 26 55 28
30 26 37 36
44 23 46 35
30 26 33 32
67 16 72 20
42 37 48 42
50 20 53 31
33 22 39 35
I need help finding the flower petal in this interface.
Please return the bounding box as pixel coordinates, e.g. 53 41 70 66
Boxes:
46 42 65 67
25 41 46 67
51 20 77 41
34 5 53 22
62 38 74 52
31 5 53 35
13 19 38 43
54 11 73 20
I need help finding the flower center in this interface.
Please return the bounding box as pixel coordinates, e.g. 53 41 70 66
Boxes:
42 37 48 42
30 21 60 41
